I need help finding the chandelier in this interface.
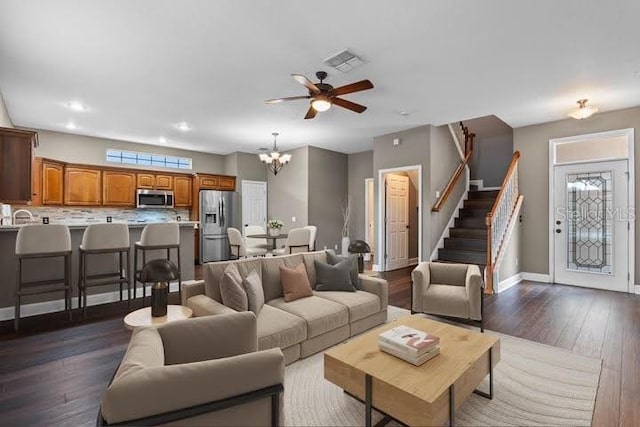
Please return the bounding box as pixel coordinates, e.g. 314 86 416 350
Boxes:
259 132 292 175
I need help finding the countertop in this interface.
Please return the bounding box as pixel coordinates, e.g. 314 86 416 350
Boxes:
0 220 199 232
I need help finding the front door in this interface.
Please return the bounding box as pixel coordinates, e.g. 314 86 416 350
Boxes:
553 160 630 292
385 174 409 270
241 180 267 234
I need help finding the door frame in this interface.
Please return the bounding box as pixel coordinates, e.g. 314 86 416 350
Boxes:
376 165 422 271
241 179 268 234
548 128 635 292
364 178 374 261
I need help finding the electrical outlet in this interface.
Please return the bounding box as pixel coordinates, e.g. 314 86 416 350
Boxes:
291 216 296 222
334 244 338 251
436 190 441 198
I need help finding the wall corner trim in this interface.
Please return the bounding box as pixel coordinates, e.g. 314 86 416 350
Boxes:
496 273 523 293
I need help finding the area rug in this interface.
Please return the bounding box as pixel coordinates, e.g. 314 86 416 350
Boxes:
284 306 601 426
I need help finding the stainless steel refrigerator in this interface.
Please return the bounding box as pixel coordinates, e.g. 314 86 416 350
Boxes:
199 190 238 263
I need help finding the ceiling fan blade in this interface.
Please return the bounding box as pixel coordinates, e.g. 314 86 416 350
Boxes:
331 80 374 96
304 106 317 119
292 74 320 94
332 97 367 113
265 95 311 104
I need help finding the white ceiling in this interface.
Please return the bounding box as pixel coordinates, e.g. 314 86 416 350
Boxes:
1 0 639 155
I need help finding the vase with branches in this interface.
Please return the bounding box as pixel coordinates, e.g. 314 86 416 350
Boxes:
341 196 351 254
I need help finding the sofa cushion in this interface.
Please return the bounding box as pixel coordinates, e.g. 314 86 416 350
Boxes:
327 251 360 289
430 263 468 287
267 296 349 338
243 269 265 315
280 263 313 302
257 304 307 350
219 264 248 312
314 259 356 292
204 258 263 302
187 294 237 317
423 284 470 318
261 254 304 301
313 290 381 322
302 251 328 288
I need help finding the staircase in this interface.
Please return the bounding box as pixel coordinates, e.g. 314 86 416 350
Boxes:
437 190 498 267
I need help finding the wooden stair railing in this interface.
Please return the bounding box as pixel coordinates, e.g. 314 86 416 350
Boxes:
432 122 475 212
485 151 521 293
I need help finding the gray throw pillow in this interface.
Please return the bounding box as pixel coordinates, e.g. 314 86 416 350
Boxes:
219 264 248 312
326 251 360 289
243 269 265 316
314 259 356 292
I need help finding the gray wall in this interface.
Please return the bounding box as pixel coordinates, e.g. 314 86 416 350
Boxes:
347 150 373 242
373 125 431 266
430 124 465 251
514 105 640 276
0 91 13 128
466 115 514 187
31 129 226 174
267 146 309 233
308 147 348 251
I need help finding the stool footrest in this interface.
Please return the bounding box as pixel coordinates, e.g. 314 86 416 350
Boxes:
18 282 71 295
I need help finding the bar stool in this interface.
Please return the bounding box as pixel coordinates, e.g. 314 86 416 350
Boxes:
134 223 181 301
14 224 72 330
78 223 131 316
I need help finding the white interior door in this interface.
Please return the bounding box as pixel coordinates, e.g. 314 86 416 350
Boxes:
241 180 267 234
385 174 409 270
553 160 630 292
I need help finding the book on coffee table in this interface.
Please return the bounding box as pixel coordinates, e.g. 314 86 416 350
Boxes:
378 325 440 356
379 341 440 366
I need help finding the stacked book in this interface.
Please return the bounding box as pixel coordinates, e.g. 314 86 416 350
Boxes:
378 325 440 366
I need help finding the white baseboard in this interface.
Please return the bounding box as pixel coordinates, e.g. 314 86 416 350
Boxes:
635 285 640 294
0 281 181 321
496 273 522 293
373 264 382 272
481 186 502 191
521 272 551 283
469 179 501 191
408 257 419 266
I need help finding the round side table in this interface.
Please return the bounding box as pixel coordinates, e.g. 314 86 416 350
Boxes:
124 305 193 330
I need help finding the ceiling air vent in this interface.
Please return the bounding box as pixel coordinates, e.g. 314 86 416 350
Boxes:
322 49 365 73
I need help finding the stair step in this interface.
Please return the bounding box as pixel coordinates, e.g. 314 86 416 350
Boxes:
438 248 487 265
468 190 500 200
449 228 487 239
464 199 494 209
455 217 486 229
444 237 487 251
460 208 490 218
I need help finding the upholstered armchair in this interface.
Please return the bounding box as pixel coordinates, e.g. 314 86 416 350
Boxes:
98 312 284 426
411 262 485 332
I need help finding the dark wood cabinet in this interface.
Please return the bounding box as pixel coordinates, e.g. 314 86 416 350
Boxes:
173 175 192 207
64 167 102 206
0 127 37 203
42 160 64 205
103 171 136 206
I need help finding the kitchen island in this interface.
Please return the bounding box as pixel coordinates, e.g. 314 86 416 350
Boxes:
0 221 197 321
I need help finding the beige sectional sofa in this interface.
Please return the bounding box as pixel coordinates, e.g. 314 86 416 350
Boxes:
182 251 389 364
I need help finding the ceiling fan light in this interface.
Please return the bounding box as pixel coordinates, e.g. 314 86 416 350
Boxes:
568 99 598 120
311 97 332 112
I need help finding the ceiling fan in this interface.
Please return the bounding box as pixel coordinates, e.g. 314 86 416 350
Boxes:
265 71 374 119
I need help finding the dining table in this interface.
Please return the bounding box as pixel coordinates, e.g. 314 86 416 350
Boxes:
246 233 288 250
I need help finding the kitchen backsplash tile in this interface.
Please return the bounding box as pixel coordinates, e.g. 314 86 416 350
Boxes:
11 206 190 224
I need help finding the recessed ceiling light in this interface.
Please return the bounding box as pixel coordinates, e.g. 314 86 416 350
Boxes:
64 122 78 130
66 101 88 112
399 111 410 116
158 136 167 143
175 122 191 131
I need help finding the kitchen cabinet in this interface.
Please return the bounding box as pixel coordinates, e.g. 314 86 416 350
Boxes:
173 175 192 207
136 173 173 190
136 173 155 189
155 174 173 190
217 176 236 190
0 127 37 203
103 171 136 206
198 175 218 189
64 167 102 206
42 160 64 205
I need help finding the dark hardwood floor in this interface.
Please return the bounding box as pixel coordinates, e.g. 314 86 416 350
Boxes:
1 265 639 426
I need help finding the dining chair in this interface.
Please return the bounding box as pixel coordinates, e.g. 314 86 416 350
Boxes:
245 225 271 250
272 228 310 255
228 227 267 259
303 225 317 251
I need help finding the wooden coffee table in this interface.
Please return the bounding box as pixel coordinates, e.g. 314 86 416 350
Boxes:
324 315 500 426
124 305 193 330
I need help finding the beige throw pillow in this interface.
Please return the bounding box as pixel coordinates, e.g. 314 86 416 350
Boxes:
280 263 313 302
243 269 265 315
219 264 248 312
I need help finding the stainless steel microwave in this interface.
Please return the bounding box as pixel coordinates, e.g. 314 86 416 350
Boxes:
136 189 174 209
